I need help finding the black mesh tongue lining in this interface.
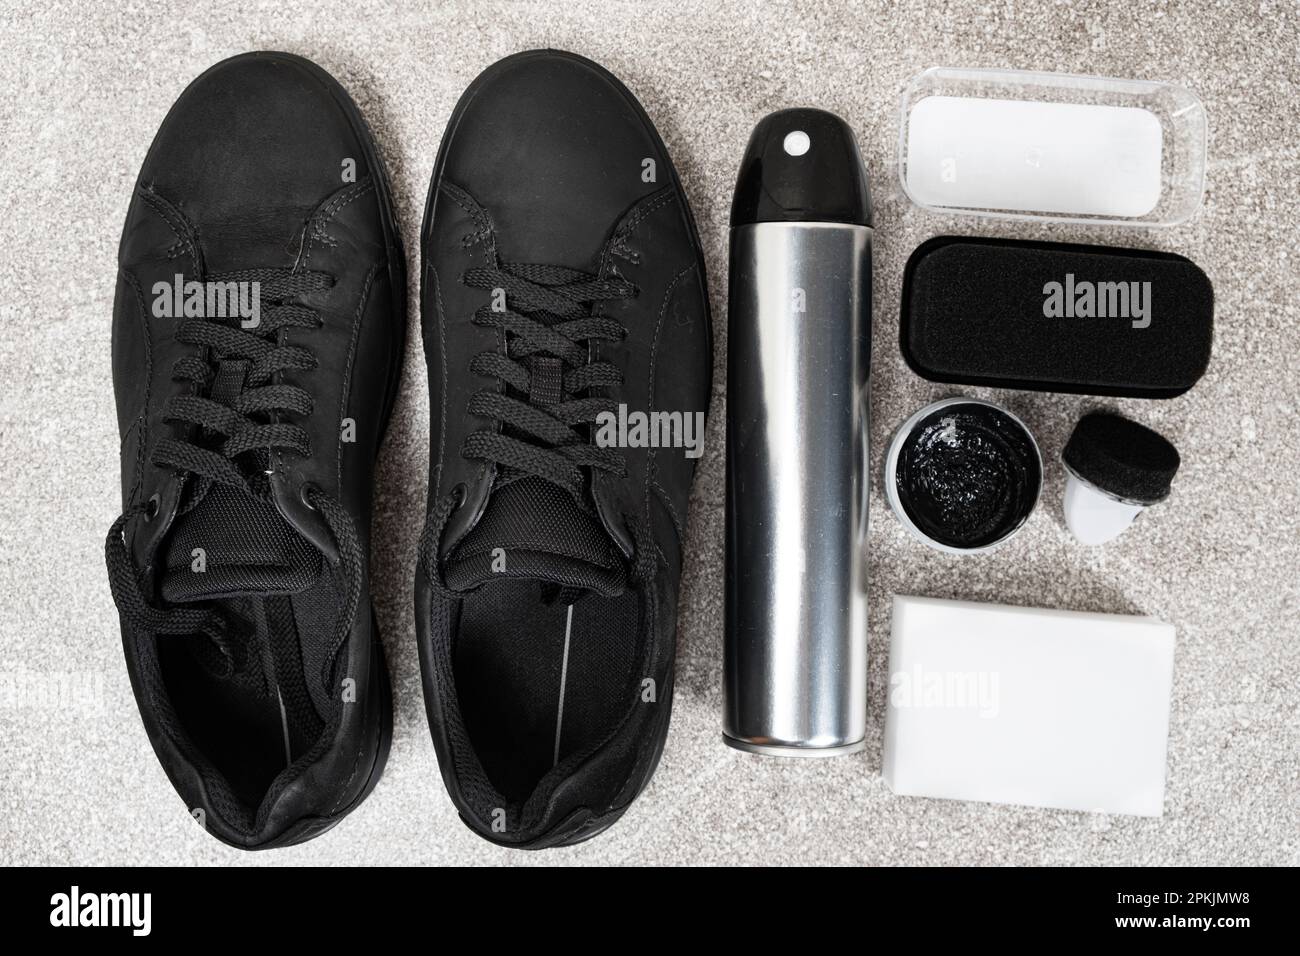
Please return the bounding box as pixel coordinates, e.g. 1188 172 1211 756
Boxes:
161 483 320 602
444 475 624 594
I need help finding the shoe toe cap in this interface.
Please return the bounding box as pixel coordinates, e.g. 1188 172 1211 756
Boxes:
439 49 674 265
137 52 371 232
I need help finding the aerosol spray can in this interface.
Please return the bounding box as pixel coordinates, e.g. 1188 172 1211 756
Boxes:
724 109 872 757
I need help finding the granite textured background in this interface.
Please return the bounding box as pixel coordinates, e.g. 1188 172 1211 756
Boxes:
1 0 1296 866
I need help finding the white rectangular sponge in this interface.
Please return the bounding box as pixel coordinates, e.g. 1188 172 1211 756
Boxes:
882 595 1175 817
905 96 1164 218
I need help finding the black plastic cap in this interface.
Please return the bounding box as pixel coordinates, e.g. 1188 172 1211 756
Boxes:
1062 411 1181 505
730 108 872 227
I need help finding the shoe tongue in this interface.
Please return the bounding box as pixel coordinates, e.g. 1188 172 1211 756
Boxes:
160 483 320 603
443 475 625 596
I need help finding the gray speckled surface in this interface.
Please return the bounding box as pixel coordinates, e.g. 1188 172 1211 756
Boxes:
1 0 1297 866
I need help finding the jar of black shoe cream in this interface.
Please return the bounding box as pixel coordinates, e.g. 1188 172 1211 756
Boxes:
885 398 1042 554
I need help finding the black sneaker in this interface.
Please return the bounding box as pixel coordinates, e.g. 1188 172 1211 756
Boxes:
415 50 713 849
106 52 405 849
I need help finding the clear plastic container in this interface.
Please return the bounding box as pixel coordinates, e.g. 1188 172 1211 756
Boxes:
898 67 1207 227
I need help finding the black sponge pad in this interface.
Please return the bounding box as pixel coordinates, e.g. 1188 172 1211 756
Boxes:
1063 411 1181 504
902 236 1213 398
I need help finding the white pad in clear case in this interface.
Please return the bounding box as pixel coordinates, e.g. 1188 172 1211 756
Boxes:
882 595 1176 817
898 68 1206 227
907 96 1163 218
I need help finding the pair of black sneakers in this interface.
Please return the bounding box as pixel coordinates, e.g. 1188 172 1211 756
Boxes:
107 50 712 850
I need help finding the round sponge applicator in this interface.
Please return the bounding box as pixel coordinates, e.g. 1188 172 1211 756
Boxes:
1061 412 1181 545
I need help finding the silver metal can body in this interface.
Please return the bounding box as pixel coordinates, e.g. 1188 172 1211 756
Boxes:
723 221 871 757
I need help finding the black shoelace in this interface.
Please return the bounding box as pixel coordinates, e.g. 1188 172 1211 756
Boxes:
106 267 362 682
460 262 636 492
417 261 638 593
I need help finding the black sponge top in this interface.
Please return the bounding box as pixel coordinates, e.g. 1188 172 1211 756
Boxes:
1062 411 1181 504
901 236 1213 398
